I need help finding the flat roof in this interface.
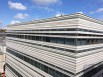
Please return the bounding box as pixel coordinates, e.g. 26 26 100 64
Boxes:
8 13 103 26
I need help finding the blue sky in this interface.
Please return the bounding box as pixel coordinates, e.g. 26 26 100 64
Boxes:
0 0 103 28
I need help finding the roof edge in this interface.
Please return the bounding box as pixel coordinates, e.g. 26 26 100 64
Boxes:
7 13 103 27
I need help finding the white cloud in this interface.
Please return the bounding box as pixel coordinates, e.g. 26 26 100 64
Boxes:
55 12 64 17
90 8 103 14
96 8 103 13
37 6 54 11
8 1 27 10
31 0 62 12
32 0 61 6
55 13 62 17
76 11 84 14
14 13 29 19
44 7 54 11
10 21 20 24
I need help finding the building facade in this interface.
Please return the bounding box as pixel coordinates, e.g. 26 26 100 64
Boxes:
6 13 103 77
0 30 6 73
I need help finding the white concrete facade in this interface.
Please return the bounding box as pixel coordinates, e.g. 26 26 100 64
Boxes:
6 13 103 77
0 37 6 73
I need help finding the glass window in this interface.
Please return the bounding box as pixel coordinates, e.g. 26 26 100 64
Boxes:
35 62 40 68
26 57 30 63
43 37 46 42
29 59 33 65
41 64 48 73
80 39 87 45
25 35 28 39
46 37 50 42
77 39 87 45
23 56 27 61
32 36 35 40
36 36 39 41
65 38 75 45
63 74 70 77
50 37 57 43
55 71 63 77
38 36 41 41
48 68 56 77
57 38 65 44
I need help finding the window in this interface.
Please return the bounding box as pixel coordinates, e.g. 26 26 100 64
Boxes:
48 68 56 77
50 37 57 43
32 36 35 40
77 39 87 45
36 36 39 41
46 37 50 42
25 35 28 39
35 62 40 69
29 59 33 65
41 64 48 73
43 37 46 42
57 38 65 44
55 71 63 77
65 38 75 45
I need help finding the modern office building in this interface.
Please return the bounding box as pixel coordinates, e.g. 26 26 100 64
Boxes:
6 13 103 77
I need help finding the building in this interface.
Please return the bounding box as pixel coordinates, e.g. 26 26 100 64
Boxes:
0 30 6 73
6 13 103 77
